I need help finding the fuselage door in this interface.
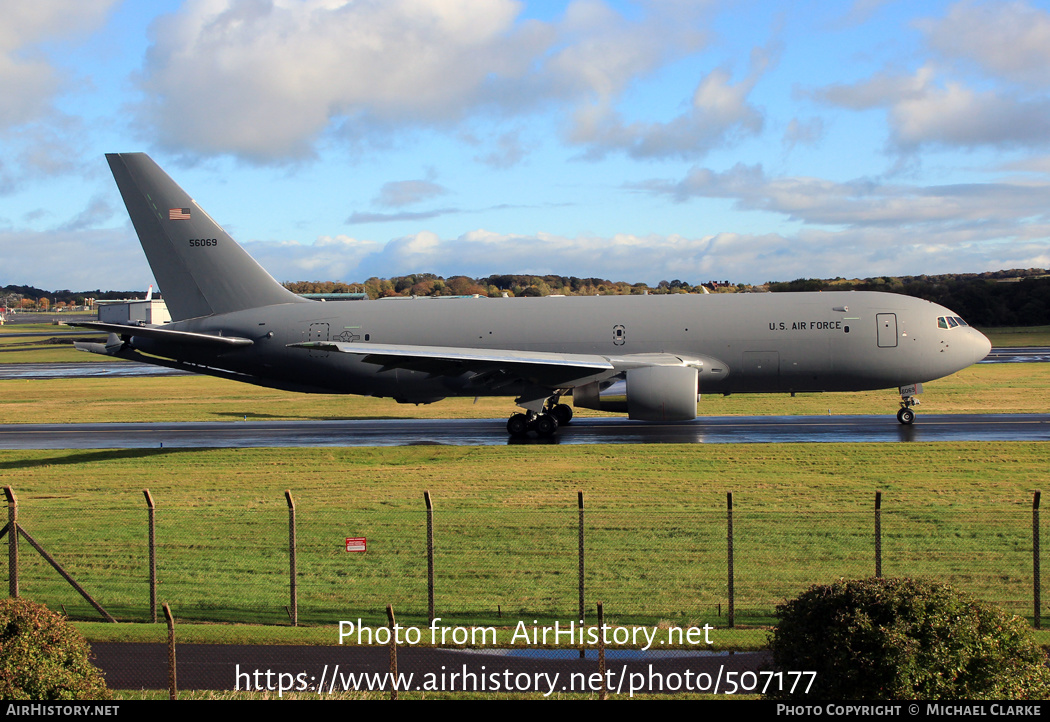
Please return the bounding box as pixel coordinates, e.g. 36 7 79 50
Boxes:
876 313 898 348
742 350 780 391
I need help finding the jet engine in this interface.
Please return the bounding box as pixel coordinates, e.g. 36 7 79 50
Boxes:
573 354 729 421
574 365 699 421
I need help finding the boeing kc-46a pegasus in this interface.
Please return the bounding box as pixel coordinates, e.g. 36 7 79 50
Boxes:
73 154 992 437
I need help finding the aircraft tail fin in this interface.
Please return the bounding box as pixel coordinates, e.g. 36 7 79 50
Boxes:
106 153 308 321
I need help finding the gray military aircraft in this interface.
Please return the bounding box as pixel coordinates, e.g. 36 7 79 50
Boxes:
72 153 992 437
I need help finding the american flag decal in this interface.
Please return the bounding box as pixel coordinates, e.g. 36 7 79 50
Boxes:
169 208 191 220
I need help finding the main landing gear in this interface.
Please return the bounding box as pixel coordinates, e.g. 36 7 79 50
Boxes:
896 384 922 425
507 397 573 438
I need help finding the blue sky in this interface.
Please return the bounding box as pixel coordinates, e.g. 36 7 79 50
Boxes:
2 0 1049 291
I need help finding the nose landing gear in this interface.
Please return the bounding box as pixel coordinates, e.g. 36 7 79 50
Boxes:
896 383 922 425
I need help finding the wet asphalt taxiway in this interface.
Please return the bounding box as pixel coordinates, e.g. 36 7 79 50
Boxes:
1 413 1048 449
0 348 1047 448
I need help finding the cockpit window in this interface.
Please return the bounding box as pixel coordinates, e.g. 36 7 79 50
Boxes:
937 315 970 329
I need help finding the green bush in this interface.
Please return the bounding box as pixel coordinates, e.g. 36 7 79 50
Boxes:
769 577 1050 700
0 598 110 700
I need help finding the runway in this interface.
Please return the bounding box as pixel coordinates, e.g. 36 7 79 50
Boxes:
1 414 1048 449
981 347 1050 363
0 361 190 379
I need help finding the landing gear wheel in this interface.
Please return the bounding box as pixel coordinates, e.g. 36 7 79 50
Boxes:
897 407 915 425
507 413 530 437
534 414 559 438
551 403 573 427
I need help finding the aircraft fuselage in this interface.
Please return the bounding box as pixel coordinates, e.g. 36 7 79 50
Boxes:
130 290 990 404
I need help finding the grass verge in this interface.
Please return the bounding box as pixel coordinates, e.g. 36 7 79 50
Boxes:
0 360 1046 422
2 442 1048 631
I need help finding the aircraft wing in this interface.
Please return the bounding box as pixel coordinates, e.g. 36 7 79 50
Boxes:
69 321 253 348
288 341 694 389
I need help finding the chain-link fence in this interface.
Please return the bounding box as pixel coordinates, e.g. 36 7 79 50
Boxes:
2 487 1045 629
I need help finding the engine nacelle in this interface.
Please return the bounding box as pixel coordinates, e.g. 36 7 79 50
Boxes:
574 365 699 421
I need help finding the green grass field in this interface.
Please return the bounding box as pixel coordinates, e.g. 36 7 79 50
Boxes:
980 325 1050 347
2 442 1048 635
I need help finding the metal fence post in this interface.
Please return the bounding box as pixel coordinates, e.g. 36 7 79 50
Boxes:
285 490 297 627
727 491 734 629
875 491 882 579
5 487 16 598
144 489 156 623
387 604 399 701
1035 491 1041 629
578 491 585 659
425 491 434 624
163 603 177 700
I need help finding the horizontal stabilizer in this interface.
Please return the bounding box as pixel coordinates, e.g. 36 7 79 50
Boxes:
73 332 125 356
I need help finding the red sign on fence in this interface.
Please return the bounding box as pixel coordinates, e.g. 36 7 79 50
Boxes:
345 537 367 552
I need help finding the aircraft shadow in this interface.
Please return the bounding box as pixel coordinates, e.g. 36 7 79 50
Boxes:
0 447 213 470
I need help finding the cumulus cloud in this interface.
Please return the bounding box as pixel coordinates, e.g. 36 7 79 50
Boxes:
137 0 539 159
260 224 1046 286
919 1 1050 88
56 195 117 232
815 64 1050 151
568 44 770 160
134 0 714 162
372 179 448 208
242 235 383 281
637 163 1050 233
9 218 1046 291
0 1 117 129
813 2 1050 152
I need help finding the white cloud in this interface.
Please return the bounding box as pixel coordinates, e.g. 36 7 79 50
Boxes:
242 235 383 281
920 1 1050 88
567 45 769 160
247 222 1048 287
0 1 117 129
637 163 1050 233
814 2 1050 152
137 0 541 159
134 0 714 162
815 64 1050 151
8 218 1045 291
373 179 448 208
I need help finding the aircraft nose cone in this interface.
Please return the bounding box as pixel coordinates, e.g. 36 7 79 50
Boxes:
972 328 992 364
